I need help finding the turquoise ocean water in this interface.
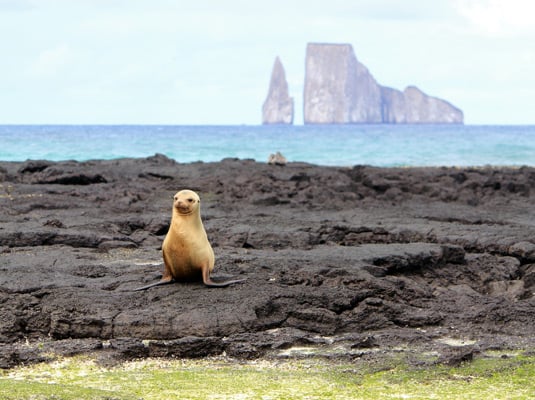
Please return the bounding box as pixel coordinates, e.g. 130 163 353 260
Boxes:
1 125 534 167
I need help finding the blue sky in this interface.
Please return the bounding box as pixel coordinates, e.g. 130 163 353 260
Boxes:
1 0 534 125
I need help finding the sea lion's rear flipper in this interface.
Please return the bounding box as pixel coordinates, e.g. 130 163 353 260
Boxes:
133 277 174 291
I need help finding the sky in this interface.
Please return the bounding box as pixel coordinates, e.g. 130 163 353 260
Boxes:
0 0 534 125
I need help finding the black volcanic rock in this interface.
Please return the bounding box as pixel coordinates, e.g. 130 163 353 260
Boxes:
1 157 534 366
262 56 294 124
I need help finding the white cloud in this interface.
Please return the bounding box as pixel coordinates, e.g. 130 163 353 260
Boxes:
0 0 33 11
454 0 535 36
29 44 72 77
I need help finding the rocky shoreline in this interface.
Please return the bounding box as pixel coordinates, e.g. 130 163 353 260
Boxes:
1 155 534 368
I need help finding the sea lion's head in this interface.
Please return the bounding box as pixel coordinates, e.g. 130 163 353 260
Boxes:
173 189 200 216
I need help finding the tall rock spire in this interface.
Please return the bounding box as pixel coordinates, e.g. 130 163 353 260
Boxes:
262 57 294 124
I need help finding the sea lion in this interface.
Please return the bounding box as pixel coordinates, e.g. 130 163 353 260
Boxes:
134 189 245 291
268 151 287 166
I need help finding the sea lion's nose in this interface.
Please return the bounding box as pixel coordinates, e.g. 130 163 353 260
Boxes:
177 198 191 209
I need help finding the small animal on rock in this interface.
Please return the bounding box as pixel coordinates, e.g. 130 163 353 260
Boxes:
134 189 245 290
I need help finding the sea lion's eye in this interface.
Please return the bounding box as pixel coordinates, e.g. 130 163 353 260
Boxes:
188 198 194 203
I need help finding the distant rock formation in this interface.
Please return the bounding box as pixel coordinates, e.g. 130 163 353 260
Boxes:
262 57 294 124
303 43 382 124
303 43 463 124
381 86 464 123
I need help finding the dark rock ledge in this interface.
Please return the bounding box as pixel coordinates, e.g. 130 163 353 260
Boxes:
0 156 533 367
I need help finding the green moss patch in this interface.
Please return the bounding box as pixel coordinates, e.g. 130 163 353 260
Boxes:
1 352 534 399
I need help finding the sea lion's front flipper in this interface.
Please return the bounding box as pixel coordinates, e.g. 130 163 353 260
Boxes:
201 264 246 287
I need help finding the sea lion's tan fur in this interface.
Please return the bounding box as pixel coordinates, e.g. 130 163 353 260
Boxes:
134 189 245 290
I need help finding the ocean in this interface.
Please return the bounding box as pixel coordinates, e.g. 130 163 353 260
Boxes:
1 124 534 167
